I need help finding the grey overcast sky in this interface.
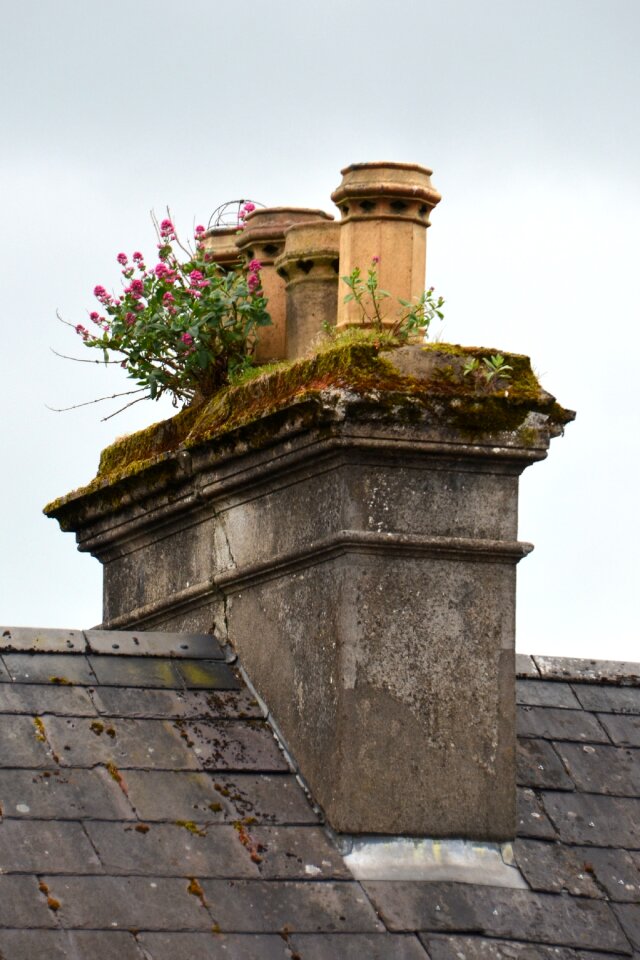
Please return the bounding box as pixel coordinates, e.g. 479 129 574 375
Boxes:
1 0 638 660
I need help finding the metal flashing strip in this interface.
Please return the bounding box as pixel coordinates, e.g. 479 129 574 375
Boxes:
341 836 527 888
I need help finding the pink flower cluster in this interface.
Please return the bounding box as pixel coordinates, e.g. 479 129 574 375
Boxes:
238 202 256 227
159 218 175 240
247 258 262 292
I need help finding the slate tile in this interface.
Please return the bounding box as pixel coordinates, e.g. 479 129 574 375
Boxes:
517 788 558 840
87 655 182 687
45 875 214 930
0 819 102 873
541 792 640 847
209 774 319 825
599 714 640 747
0 682 97 715
0 714 56 766
88 656 240 690
517 706 609 743
291 932 430 959
85 630 224 659
0 931 73 960
573 685 640 716
138 932 290 959
554 743 640 798
0 875 57 927
534 658 640 685
613 903 640 951
513 839 602 897
0 626 86 653
85 821 259 878
0 655 10 681
66 931 146 959
178 718 288 772
517 679 582 709
362 881 630 951
91 686 261 719
517 738 574 790
515 655 540 678
575 846 640 902
123 771 317 824
175 659 241 690
200 879 383 933
250 826 351 879
420 933 600 959
116 770 223 821
0 767 135 820
2 652 97 685
43 714 199 770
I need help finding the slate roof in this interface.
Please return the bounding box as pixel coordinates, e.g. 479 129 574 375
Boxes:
0 628 638 959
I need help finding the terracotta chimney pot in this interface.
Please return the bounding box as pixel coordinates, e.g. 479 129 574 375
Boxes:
199 226 241 270
236 207 334 362
331 161 441 332
275 221 341 360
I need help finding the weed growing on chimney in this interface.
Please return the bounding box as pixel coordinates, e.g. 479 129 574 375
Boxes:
342 257 444 340
57 211 272 416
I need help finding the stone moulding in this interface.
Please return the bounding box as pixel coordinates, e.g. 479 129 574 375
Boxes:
44 340 574 839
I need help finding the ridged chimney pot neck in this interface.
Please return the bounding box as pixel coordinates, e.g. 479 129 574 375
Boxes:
331 160 441 226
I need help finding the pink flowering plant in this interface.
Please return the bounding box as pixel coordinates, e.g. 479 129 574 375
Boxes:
72 212 270 407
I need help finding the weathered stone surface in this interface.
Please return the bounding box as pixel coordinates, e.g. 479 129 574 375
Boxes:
363 882 630 951
42 714 200 770
291 932 430 959
0 767 135 819
0 819 102 873
138 932 291 959
516 679 581 709
177 719 288 771
0 682 97 715
65 931 146 959
516 788 558 839
574 846 640 902
573 685 640 715
86 629 224 659
513 839 602 897
516 738 574 790
0 626 85 653
517 706 609 742
46 875 214 930
45 339 573 840
199 879 384 932
598 714 640 747
534 657 640 685
0 655 10 681
554 743 640 797
515 654 539 678
85 821 259 878
541 792 640 847
2 652 97 684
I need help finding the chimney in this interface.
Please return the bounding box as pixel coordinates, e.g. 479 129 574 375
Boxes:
275 220 340 359
45 162 574 846
331 161 441 331
235 207 334 362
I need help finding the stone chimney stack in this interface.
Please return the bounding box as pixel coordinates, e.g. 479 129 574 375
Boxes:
45 161 574 850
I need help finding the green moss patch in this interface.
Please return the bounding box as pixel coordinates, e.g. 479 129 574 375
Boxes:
44 336 574 519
